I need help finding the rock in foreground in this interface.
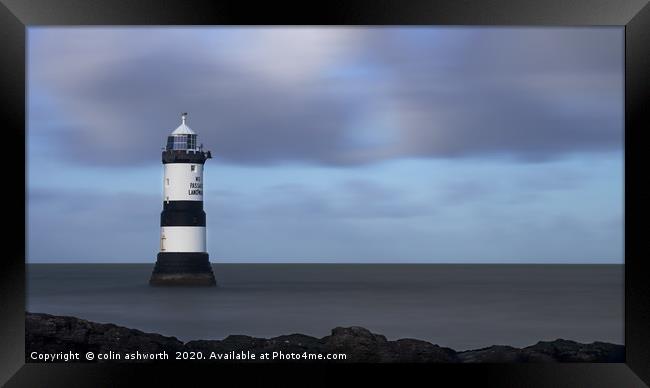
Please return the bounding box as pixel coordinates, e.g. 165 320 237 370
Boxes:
25 312 624 363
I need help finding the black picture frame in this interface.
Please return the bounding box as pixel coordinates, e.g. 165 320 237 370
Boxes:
2 0 648 386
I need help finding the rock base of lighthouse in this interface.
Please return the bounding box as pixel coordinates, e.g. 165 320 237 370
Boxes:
149 252 216 286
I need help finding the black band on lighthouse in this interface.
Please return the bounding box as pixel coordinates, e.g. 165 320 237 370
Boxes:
162 150 212 164
161 200 206 226
163 201 203 211
153 252 212 274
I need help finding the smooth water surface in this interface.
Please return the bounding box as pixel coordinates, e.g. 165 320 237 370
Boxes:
27 264 623 350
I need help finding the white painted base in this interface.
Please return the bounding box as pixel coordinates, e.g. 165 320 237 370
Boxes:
160 226 206 252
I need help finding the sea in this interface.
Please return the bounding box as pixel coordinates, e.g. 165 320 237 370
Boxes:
26 264 623 351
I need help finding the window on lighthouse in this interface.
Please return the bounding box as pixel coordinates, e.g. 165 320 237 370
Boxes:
191 165 196 172
187 134 197 150
174 136 187 150
166 134 198 151
167 135 187 150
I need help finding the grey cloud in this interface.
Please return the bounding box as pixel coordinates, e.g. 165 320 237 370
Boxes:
27 177 622 262
29 27 623 167
240 180 434 220
369 28 623 161
441 180 490 206
514 169 588 191
27 180 435 261
27 190 161 261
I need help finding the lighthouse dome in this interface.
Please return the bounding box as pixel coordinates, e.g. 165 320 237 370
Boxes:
171 112 196 135
166 113 198 151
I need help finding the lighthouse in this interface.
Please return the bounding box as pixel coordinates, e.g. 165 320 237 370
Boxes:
149 113 216 286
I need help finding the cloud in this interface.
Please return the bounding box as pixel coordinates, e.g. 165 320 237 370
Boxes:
29 27 623 168
27 189 161 261
207 179 435 222
27 161 623 263
26 179 437 261
441 180 490 206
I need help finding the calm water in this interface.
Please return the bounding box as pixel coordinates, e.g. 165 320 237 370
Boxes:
26 264 623 350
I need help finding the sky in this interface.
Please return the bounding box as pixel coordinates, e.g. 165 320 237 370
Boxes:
26 27 624 263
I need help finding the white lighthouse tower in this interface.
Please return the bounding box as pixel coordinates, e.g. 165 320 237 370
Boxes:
150 113 216 286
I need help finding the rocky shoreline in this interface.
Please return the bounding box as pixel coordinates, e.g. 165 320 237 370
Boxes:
26 312 624 363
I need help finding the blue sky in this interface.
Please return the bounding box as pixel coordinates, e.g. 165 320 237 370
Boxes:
27 27 624 263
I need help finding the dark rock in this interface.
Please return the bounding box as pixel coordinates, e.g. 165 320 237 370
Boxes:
458 345 535 363
26 312 184 362
25 312 625 363
322 326 389 362
265 334 325 354
524 339 625 362
388 339 458 363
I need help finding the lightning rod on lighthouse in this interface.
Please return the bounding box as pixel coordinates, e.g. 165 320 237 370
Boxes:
150 113 216 286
